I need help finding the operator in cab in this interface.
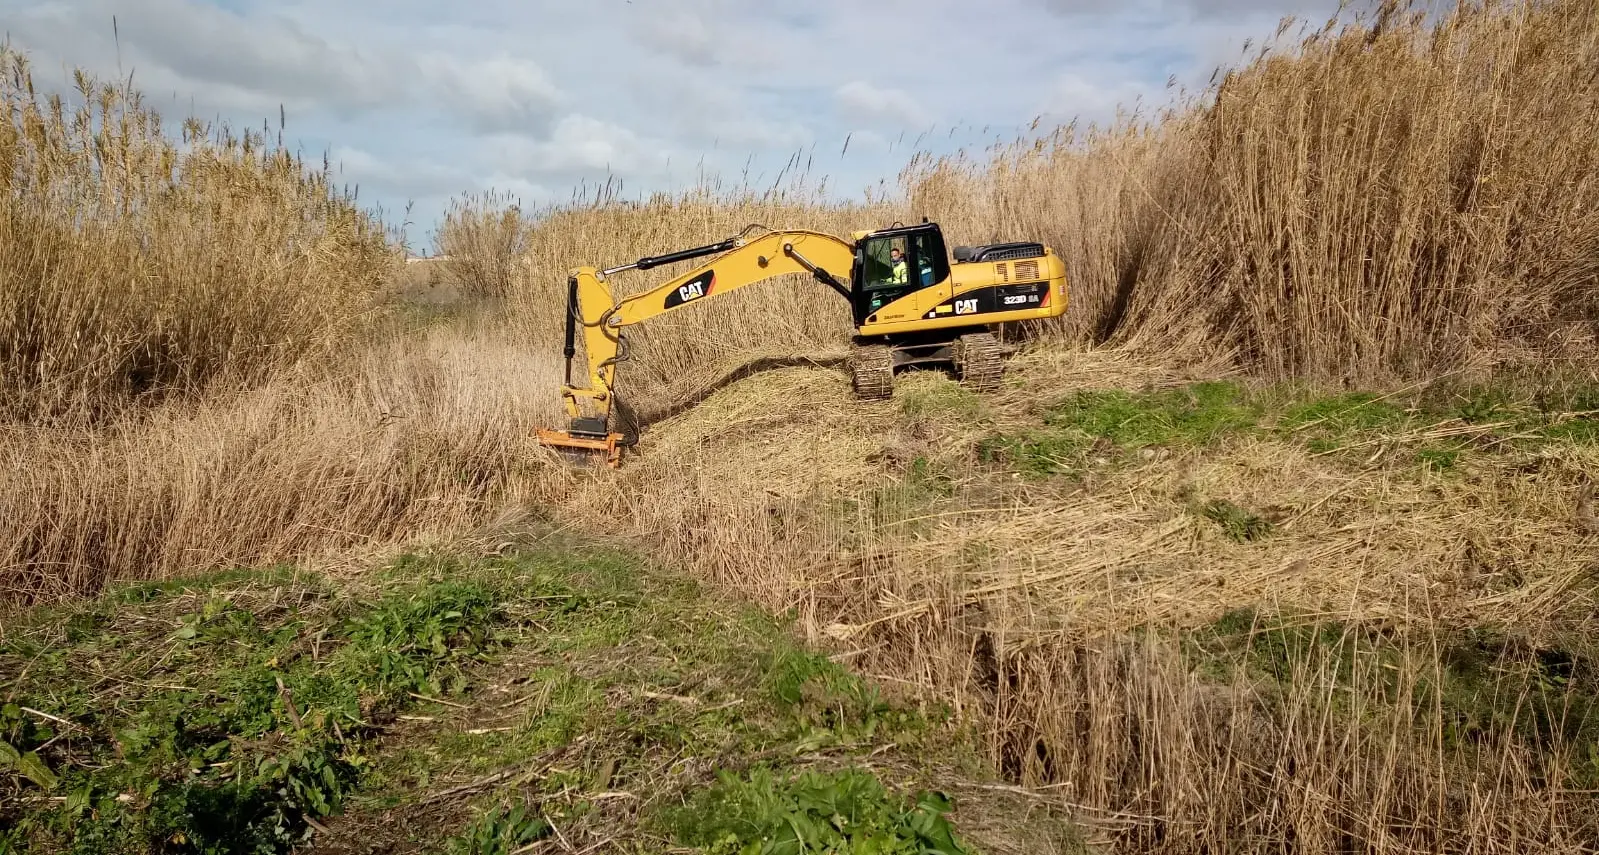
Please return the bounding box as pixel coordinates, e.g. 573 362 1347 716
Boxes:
889 247 908 285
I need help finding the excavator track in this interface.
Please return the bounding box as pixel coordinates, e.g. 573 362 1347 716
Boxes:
851 344 895 400
954 332 1005 393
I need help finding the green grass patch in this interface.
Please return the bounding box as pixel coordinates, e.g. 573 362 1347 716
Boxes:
662 766 972 855
344 541 976 854
442 801 552 855
1197 499 1276 543
4 540 1053 854
979 374 1599 481
1277 392 1413 435
980 381 1264 477
1398 376 1599 451
897 375 986 423
1044 381 1262 448
0 559 547 854
1415 442 1467 473
1536 415 1599 445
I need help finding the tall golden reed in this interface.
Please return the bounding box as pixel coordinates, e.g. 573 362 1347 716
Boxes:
0 47 391 425
903 0 1599 383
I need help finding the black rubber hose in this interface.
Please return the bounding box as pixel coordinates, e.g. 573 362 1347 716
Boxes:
612 392 641 447
562 275 578 385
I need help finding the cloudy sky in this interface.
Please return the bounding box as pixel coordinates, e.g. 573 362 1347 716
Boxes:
3 0 1346 250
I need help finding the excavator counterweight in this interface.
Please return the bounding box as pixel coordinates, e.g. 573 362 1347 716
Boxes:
535 222 1068 468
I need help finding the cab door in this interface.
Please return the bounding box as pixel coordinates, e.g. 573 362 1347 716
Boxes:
852 226 951 326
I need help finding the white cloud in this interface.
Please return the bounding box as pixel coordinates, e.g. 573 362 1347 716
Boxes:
4 0 564 129
1036 74 1157 127
1 0 1322 248
473 174 560 207
835 81 931 129
628 5 718 67
1039 0 1341 20
330 146 475 198
707 117 813 151
842 130 891 155
414 53 563 134
483 116 674 179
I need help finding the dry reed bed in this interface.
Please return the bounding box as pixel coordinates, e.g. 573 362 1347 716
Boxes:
903 0 1599 382
0 327 569 604
0 48 392 426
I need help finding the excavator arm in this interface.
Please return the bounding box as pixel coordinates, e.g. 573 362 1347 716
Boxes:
538 228 857 466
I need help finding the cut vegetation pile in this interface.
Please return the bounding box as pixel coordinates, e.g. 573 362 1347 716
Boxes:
4 1 1599 853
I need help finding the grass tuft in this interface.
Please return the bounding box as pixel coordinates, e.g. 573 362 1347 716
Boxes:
1199 499 1275 543
662 767 972 855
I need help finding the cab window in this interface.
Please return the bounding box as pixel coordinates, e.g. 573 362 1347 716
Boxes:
853 228 949 322
858 236 909 292
908 230 949 287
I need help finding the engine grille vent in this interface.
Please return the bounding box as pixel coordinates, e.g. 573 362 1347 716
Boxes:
995 262 1009 282
1015 259 1040 281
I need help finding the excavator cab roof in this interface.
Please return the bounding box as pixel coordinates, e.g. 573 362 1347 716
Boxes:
851 221 945 245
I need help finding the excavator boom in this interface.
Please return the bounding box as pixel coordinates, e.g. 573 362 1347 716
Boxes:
537 228 856 467
536 220 1069 468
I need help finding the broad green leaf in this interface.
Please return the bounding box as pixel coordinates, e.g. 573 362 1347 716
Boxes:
8 747 58 791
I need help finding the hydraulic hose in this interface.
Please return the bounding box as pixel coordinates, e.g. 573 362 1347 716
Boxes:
562 275 578 386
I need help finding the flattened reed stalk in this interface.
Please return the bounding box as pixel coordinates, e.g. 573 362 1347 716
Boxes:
568 362 1599 852
0 47 391 425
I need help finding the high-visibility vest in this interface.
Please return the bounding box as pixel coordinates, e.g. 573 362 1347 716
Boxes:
890 259 908 284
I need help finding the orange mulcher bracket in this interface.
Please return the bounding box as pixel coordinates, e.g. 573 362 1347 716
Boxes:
535 426 624 468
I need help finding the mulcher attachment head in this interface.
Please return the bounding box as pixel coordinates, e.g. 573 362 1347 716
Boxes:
536 418 624 469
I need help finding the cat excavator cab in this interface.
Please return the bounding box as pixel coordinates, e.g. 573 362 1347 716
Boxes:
536 221 1067 467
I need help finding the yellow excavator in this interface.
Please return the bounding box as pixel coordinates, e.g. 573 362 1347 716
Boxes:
536 220 1068 467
